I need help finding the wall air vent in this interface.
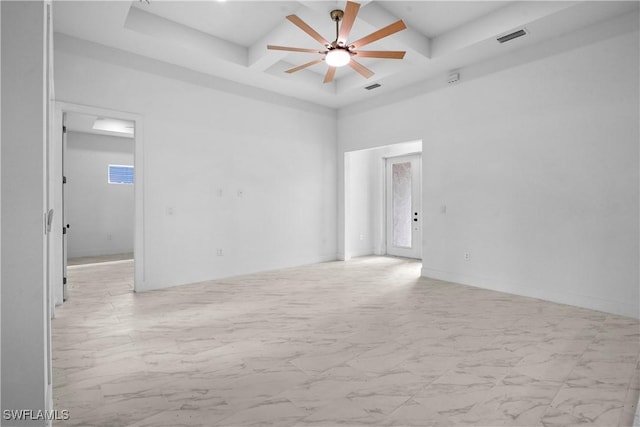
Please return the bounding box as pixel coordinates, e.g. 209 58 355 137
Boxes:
364 83 381 90
497 29 527 44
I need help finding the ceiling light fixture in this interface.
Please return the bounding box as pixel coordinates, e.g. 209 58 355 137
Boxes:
93 118 135 135
325 48 351 67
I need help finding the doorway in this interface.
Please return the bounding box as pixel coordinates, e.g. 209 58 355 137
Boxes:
63 112 135 286
342 140 422 261
51 102 144 310
385 154 421 259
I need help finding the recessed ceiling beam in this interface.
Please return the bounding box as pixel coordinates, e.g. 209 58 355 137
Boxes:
295 0 373 16
124 7 246 66
354 2 430 61
335 59 400 93
248 4 330 71
431 2 576 57
248 18 300 70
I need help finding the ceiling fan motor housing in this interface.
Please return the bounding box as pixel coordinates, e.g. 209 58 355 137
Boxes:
330 9 345 22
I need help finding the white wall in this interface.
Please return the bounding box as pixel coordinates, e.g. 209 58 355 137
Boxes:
1 1 51 422
339 15 639 318
66 131 134 258
54 34 337 291
346 149 375 258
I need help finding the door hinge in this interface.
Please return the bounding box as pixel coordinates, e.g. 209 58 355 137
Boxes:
63 176 67 184
63 227 67 235
63 125 67 134
63 277 67 285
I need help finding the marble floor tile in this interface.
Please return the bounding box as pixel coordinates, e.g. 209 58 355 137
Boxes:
451 382 560 426
511 350 581 383
52 257 640 426
541 385 628 426
382 398 453 427
127 409 230 427
294 397 388 426
213 398 309 426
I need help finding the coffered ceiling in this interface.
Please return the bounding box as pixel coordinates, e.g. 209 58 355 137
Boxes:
52 1 638 108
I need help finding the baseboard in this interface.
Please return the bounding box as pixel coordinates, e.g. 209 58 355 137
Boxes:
319 254 339 263
349 250 375 258
421 267 639 319
138 254 339 292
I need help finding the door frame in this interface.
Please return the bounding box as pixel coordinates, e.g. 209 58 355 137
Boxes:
384 153 422 259
51 101 145 311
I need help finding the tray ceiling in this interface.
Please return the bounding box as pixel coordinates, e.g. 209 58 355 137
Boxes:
52 1 638 108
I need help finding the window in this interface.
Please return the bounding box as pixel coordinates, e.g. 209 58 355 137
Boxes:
108 165 134 184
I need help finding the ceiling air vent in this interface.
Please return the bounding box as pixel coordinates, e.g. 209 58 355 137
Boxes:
497 29 527 44
365 83 381 90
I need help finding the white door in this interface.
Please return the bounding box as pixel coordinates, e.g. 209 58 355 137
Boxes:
386 154 421 259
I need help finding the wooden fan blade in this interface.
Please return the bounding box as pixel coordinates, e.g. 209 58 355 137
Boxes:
348 59 374 79
349 20 407 49
268 45 323 54
286 59 324 74
337 1 360 45
353 50 406 59
323 66 337 84
287 15 330 47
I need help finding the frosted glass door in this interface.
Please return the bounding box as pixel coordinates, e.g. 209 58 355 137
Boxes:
392 162 412 248
386 154 421 259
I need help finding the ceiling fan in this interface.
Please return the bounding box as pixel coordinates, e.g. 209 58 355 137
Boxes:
267 1 407 84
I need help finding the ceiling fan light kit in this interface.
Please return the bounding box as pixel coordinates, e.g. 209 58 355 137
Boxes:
325 49 351 67
267 1 407 84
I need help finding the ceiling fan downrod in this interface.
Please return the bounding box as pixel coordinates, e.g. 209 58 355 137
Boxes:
330 9 344 47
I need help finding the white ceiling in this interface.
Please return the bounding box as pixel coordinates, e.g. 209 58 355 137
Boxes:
52 1 638 108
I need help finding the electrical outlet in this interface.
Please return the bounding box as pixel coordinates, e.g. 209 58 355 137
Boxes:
359 233 364 241
464 252 471 261
216 248 223 256
107 234 112 241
